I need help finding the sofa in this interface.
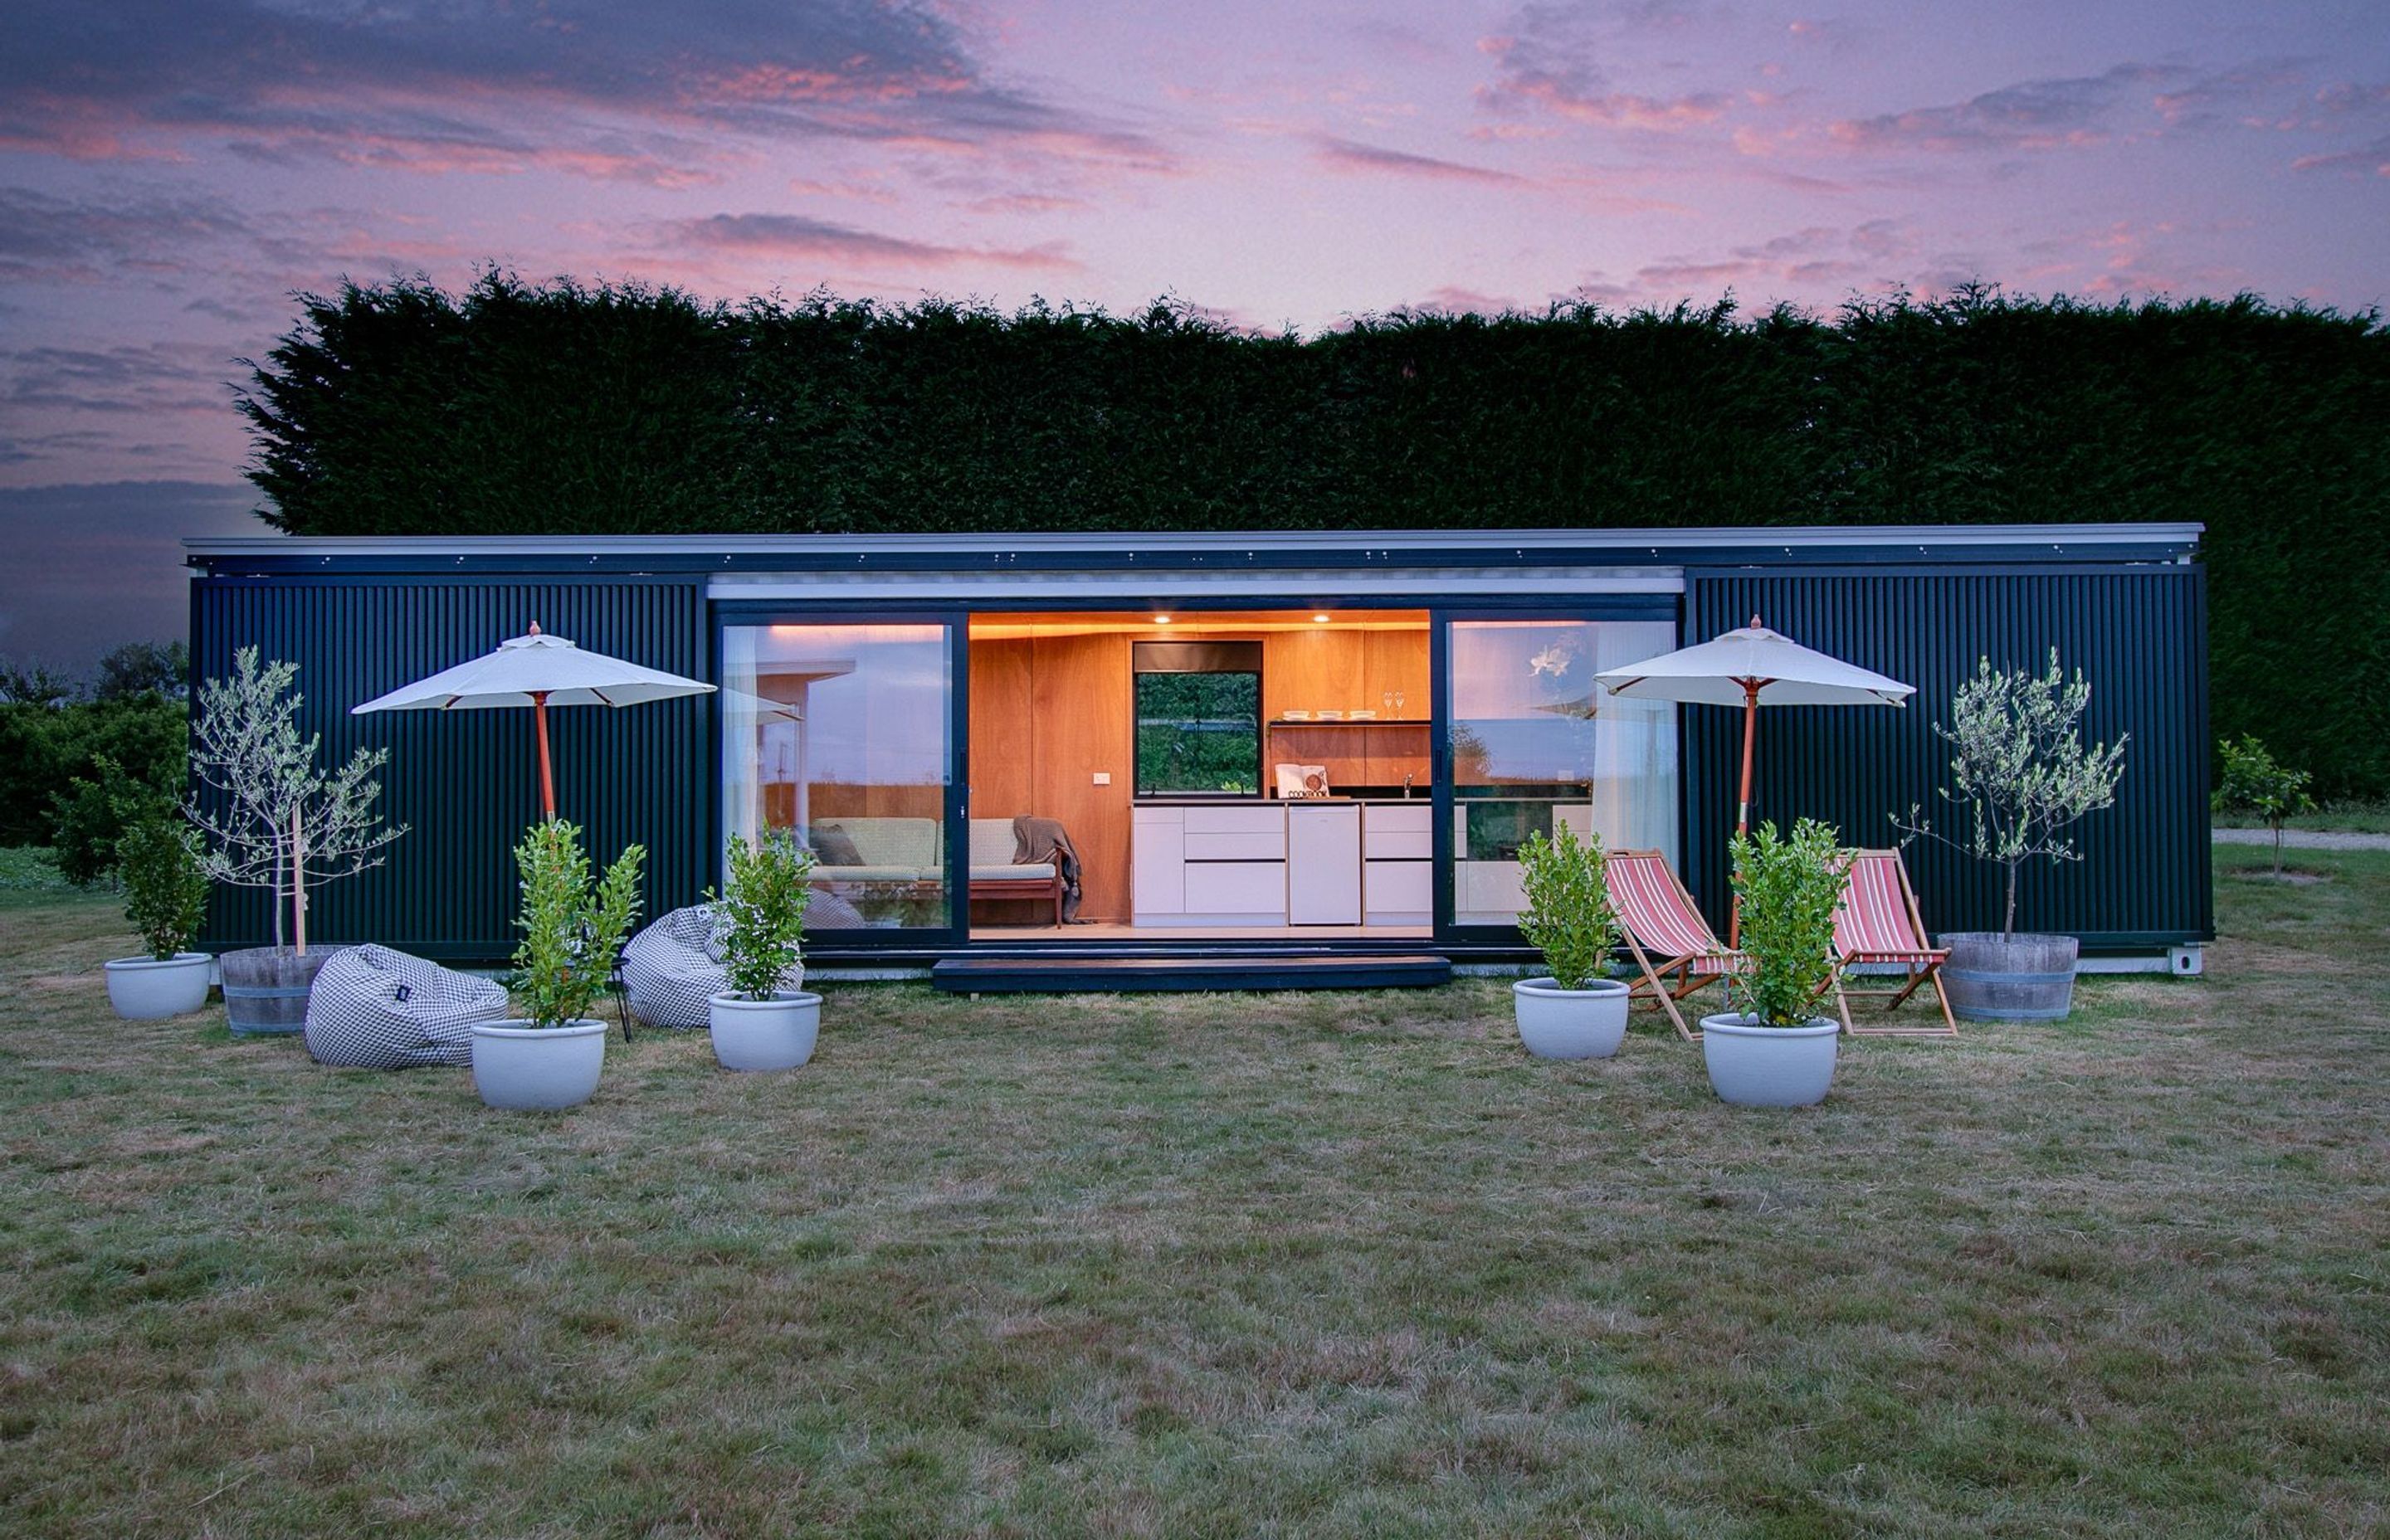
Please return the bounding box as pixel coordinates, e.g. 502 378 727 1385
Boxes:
807 816 1063 925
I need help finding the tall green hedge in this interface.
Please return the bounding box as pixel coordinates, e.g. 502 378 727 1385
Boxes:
239 275 2390 795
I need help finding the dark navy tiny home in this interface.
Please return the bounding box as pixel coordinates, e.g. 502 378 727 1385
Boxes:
186 524 2210 976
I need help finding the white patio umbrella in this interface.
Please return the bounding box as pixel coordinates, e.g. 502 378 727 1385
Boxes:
1595 615 1913 841
351 622 717 820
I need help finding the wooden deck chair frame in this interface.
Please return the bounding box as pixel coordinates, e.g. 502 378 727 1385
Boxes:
1603 849 1744 1042
1829 848 1959 1038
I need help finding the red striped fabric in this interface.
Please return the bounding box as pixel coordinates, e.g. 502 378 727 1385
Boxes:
1605 851 1733 964
1834 852 1941 962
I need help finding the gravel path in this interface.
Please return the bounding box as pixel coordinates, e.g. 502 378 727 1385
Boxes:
2212 827 2390 850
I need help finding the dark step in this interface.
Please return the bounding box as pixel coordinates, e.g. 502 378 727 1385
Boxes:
930 953 1453 994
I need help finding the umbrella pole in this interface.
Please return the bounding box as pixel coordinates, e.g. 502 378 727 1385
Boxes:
533 690 557 821
1729 680 1759 947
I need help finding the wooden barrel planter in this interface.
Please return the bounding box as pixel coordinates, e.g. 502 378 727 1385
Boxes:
219 946 331 1036
1939 933 2080 1021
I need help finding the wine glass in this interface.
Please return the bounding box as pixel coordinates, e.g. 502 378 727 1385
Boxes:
1382 689 1395 719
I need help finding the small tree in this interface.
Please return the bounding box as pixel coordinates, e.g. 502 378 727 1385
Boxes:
2214 734 2314 879
1895 651 2129 938
1515 821 1617 991
187 647 407 949
1727 819 1850 1027
510 819 646 1029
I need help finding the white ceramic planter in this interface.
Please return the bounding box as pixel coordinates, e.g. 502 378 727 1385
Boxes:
103 953 213 1020
471 1020 608 1109
1700 1013 1840 1107
708 991 823 1072
1512 977 1631 1059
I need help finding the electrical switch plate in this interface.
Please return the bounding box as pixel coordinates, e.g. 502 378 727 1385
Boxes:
1092 771 1111 785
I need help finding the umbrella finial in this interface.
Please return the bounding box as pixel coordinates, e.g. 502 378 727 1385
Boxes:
528 621 543 636
1749 613 1763 630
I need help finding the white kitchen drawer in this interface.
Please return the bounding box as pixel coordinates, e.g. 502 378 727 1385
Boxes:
1363 802 1432 860
1183 860 1287 914
1365 858 1432 922
1183 804 1286 860
1184 805 1286 835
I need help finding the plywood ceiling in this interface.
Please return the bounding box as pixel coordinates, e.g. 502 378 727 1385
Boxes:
969 608 1428 640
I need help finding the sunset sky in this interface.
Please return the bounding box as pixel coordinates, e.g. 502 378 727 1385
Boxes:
2 0 2386 670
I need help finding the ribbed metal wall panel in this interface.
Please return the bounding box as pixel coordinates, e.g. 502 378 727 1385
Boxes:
1685 567 2210 948
192 576 711 962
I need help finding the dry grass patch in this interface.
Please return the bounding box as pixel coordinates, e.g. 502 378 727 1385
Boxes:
1 846 2386 1537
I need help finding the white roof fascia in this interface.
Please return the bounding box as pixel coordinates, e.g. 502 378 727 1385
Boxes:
705 566 1685 602
183 522 2205 561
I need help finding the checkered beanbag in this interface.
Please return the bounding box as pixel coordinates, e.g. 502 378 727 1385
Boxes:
303 944 511 1070
624 904 813 1027
622 905 734 1030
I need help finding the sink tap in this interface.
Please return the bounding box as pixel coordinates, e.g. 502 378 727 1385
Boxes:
1402 772 1415 798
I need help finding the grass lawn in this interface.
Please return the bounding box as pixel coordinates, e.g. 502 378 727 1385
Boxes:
3 846 2385 1538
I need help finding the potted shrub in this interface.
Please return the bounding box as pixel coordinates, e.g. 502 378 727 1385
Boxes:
1701 819 1850 1107
1510 822 1629 1059
188 648 406 1034
706 831 822 1071
472 819 645 1111
1895 651 2128 1021
102 815 213 1019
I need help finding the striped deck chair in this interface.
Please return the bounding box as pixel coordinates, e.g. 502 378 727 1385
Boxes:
1603 850 1744 1042
1830 849 1958 1037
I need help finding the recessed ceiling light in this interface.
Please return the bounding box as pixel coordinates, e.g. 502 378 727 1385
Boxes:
1153 614 1171 624
1312 612 1331 624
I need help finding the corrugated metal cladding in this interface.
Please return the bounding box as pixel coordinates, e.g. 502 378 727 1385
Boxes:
1684 568 2211 948
192 577 711 961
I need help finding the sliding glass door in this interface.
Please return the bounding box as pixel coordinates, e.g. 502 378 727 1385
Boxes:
1441 615 1679 931
720 618 961 940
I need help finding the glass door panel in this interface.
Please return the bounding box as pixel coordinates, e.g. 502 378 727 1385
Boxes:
1446 617 1679 926
722 621 954 932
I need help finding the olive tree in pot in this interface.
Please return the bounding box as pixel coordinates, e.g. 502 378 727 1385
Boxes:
1895 651 2128 1021
188 648 406 1034
1511 823 1628 1059
102 815 213 1019
707 831 822 1071
474 819 645 1111
1702 819 1851 1107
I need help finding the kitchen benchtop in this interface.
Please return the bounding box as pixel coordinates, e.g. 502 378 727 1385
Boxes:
1132 796 1429 807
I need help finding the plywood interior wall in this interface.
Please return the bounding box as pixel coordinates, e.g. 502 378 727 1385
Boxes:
967 615 1428 924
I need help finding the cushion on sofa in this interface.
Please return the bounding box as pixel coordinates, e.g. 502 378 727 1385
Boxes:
812 816 941 876
807 824 865 867
969 817 1056 880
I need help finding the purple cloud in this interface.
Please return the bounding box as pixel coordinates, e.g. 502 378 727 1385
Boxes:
0 0 1172 178
1476 2 1733 131
1314 136 1527 185
661 212 1077 270
1830 64 2187 154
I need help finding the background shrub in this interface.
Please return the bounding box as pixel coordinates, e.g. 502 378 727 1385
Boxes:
236 275 2390 795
